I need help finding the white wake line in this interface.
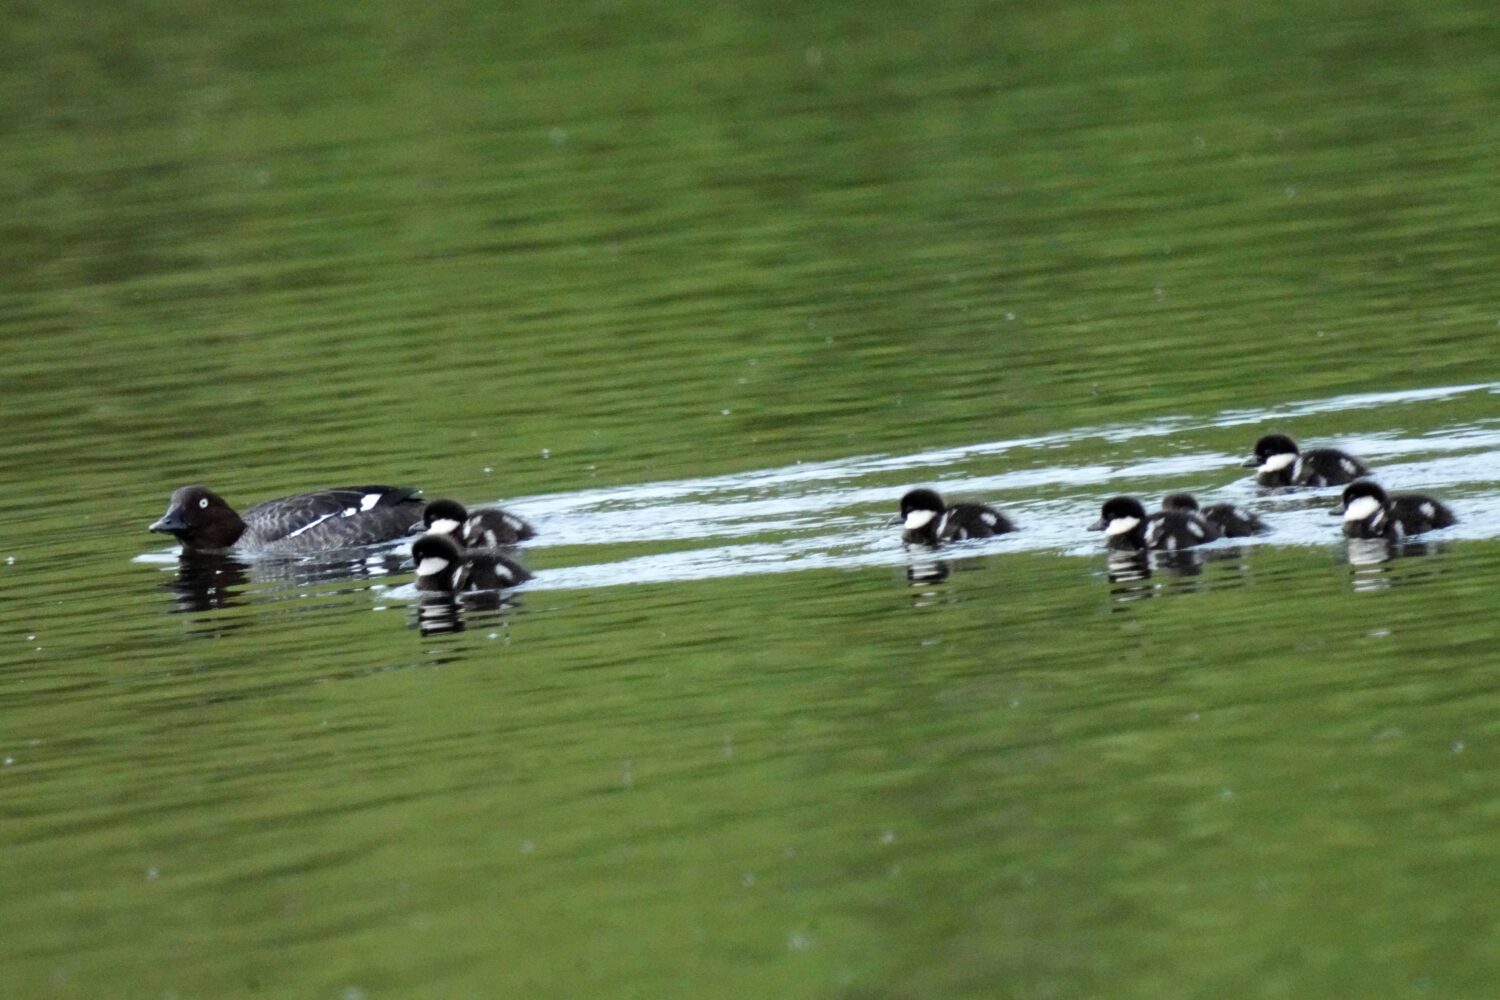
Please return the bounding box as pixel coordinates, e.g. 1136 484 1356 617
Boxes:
507 381 1500 521
515 442 1500 549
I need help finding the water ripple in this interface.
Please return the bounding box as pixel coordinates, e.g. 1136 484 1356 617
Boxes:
504 382 1500 590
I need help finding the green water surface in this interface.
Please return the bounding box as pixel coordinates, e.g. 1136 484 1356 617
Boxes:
4 1 1500 997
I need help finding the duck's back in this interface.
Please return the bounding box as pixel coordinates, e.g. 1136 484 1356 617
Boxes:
241 485 424 554
1148 510 1218 550
1390 493 1458 534
942 503 1014 540
464 507 536 547
1295 449 1369 486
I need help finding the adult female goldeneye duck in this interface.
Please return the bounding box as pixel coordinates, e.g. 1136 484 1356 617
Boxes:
1161 492 1268 537
1331 480 1457 541
891 488 1015 546
149 484 424 555
1090 496 1214 551
411 532 532 593
1243 433 1369 487
421 498 536 547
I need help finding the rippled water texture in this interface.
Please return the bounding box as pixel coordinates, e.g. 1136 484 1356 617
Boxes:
5 1 1500 997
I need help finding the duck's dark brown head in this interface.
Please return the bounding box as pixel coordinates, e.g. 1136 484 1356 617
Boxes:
149 486 247 551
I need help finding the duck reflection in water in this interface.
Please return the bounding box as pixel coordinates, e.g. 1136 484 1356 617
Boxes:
1346 538 1447 593
160 548 411 614
164 551 251 613
904 556 951 585
412 591 523 636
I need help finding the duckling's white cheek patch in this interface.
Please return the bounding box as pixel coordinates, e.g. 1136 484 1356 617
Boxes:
1105 516 1140 537
1260 453 1297 473
416 557 450 576
360 493 383 511
904 510 937 530
430 518 461 535
1344 496 1381 522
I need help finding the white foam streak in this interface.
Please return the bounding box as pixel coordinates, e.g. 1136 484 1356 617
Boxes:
426 382 1500 591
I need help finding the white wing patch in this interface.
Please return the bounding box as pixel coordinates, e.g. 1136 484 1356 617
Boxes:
342 507 357 517
1344 496 1382 522
285 512 337 538
981 511 997 526
904 510 938 530
416 556 450 577
1105 516 1141 538
1188 521 1204 538
1260 453 1296 473
1340 459 1358 475
1420 502 1436 520
361 493 383 511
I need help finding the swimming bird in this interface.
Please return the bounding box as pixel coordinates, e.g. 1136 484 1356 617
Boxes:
1090 496 1215 551
1243 433 1369 487
150 484 424 555
892 488 1015 546
421 498 535 547
1161 492 1268 537
411 532 532 593
1331 480 1457 540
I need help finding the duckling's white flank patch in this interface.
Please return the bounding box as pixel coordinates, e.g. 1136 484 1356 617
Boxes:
1188 520 1204 538
1260 453 1297 473
1105 516 1140 537
1344 495 1382 522
904 510 937 530
360 493 383 511
430 518 462 535
416 556 451 577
